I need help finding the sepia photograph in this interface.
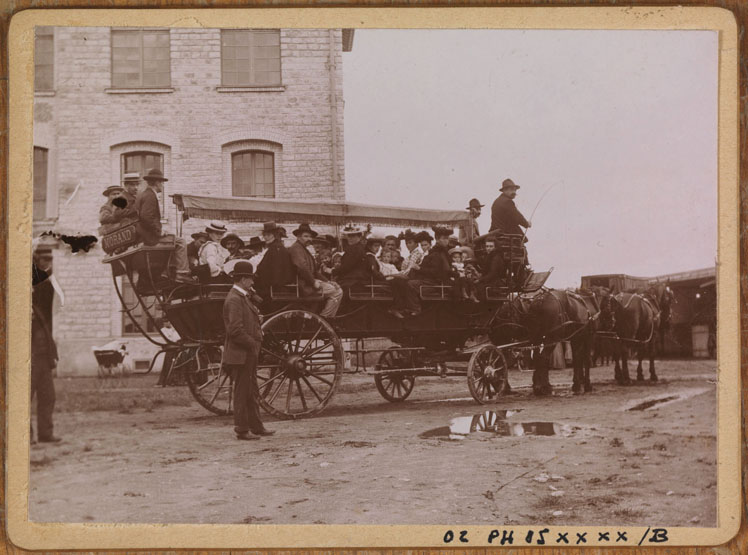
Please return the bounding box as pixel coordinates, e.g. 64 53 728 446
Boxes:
9 7 740 550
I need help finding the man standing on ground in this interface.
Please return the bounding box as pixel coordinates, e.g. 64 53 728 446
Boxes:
222 261 274 441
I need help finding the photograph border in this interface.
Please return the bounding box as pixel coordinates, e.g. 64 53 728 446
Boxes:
4 5 743 551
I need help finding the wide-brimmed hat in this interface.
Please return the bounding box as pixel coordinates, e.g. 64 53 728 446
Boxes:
399 229 418 242
448 247 465 256
466 198 484 210
261 221 280 234
205 221 227 235
366 234 385 244
500 178 520 191
341 225 364 236
292 222 318 238
190 231 209 240
220 233 244 249
123 172 141 184
102 185 124 197
143 168 168 182
432 225 453 239
230 261 254 277
247 236 265 249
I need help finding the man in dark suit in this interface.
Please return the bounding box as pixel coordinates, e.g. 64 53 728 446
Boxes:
489 178 531 236
222 261 273 440
287 223 342 318
134 168 194 284
255 221 295 301
31 258 60 443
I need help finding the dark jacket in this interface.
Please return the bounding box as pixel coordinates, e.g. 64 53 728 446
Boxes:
337 243 384 286
287 241 321 296
134 187 162 246
222 287 263 365
478 250 505 285
489 193 530 236
412 244 452 282
32 273 58 367
255 239 294 293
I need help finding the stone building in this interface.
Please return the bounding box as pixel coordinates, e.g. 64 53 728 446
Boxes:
32 26 353 375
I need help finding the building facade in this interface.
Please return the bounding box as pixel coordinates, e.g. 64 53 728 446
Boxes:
33 26 353 375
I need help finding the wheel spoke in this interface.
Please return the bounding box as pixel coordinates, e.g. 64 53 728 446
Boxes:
394 380 402 398
266 375 288 404
208 372 230 406
300 375 324 403
296 379 308 411
196 373 221 392
260 348 285 362
307 372 334 386
257 371 285 393
285 379 294 412
299 324 324 356
305 341 335 358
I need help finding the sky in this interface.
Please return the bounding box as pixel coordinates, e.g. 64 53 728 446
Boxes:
342 30 718 288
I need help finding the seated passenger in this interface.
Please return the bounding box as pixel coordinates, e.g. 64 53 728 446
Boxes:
133 169 194 284
121 172 141 213
450 246 479 302
221 233 245 263
187 231 208 269
336 225 368 288
287 223 343 318
198 222 229 280
246 236 266 271
477 236 507 288
398 229 424 277
402 227 453 316
378 248 401 278
99 185 137 236
254 221 295 299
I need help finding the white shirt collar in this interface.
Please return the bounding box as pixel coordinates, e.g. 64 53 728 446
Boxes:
232 284 249 296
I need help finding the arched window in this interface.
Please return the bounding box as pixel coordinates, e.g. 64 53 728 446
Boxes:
232 150 274 197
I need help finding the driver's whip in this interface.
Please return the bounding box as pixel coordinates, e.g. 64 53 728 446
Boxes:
520 181 561 243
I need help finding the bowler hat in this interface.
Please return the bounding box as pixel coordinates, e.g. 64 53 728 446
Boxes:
205 221 227 235
500 178 520 191
247 236 265 249
220 233 244 249
466 198 484 210
292 222 318 238
262 222 280 233
231 261 254 277
102 185 124 197
191 231 209 240
143 168 168 182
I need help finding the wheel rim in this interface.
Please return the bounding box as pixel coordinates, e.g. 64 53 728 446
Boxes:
255 310 343 419
467 345 507 404
186 346 233 415
374 349 416 402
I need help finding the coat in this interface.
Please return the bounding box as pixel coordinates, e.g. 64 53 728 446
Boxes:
412 244 452 282
287 241 321 296
222 287 263 365
133 187 162 246
255 239 295 293
489 193 530 236
478 250 505 285
337 243 383 287
32 276 58 368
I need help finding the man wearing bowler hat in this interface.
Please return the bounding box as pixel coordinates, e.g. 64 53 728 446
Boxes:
255 222 295 300
134 168 195 284
459 198 484 245
288 223 343 318
489 178 531 237
222 261 273 440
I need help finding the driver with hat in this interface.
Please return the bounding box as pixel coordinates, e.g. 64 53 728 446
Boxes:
222 261 274 441
489 178 531 237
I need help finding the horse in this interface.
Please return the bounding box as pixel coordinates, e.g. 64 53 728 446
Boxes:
647 282 675 356
492 289 599 396
610 291 661 384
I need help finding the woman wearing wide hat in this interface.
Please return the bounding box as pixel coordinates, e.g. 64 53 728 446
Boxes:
198 221 229 278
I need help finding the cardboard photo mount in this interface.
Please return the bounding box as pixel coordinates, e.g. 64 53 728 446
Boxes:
5 6 742 551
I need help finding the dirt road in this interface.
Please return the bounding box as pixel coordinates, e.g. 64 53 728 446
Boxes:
30 359 717 526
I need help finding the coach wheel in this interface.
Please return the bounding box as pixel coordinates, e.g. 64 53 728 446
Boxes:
186 345 233 415
374 348 416 402
467 344 508 404
254 310 344 419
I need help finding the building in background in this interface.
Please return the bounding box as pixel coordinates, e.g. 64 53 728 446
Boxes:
581 266 716 358
33 26 353 375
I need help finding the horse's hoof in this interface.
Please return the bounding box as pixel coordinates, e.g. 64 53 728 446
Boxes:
533 385 553 397
636 374 644 382
584 384 593 393
650 375 658 383
572 383 581 393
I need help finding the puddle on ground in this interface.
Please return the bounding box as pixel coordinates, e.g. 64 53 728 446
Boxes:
419 410 573 440
627 395 680 411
